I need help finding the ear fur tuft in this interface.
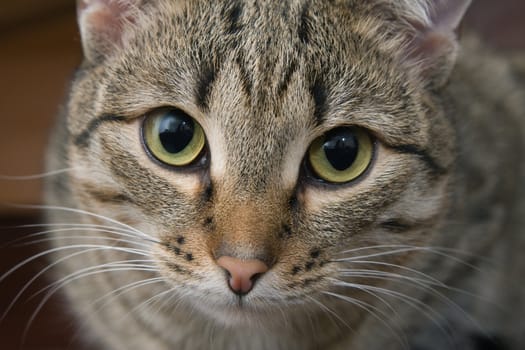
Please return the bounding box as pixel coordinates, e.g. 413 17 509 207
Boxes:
427 0 471 34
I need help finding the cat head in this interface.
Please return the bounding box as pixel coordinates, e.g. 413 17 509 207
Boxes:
64 0 469 326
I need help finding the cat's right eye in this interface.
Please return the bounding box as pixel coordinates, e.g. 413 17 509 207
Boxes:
142 108 206 167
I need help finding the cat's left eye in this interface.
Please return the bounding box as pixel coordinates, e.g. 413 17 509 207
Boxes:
307 127 374 184
142 108 206 167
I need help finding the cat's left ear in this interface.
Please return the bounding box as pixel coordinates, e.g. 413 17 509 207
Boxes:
404 0 471 87
77 0 142 63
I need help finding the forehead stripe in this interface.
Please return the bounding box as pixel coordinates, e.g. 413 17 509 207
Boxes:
195 65 217 111
223 1 243 34
277 60 298 97
298 3 311 44
310 77 328 126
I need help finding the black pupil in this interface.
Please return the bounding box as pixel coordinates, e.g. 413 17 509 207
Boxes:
158 110 195 154
323 128 359 171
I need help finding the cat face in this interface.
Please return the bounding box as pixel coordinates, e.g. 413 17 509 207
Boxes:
60 0 461 327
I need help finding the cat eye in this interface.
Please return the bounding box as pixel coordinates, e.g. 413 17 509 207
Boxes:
142 108 206 167
307 127 374 183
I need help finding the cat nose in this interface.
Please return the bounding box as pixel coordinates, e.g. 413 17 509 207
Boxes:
216 256 269 295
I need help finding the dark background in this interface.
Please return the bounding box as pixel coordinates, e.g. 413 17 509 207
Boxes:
0 1 524 349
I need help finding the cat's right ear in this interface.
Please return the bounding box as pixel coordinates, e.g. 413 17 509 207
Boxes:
77 0 141 63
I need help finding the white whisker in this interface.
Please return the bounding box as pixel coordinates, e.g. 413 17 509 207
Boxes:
0 168 76 181
23 264 157 342
340 260 494 303
38 261 157 298
5 203 150 239
17 232 154 249
1 242 153 321
336 245 483 272
334 269 489 338
339 269 443 288
343 260 445 286
331 278 452 345
117 286 177 323
69 277 167 346
322 291 409 349
8 223 161 245
0 244 150 284
303 294 353 332
91 277 165 310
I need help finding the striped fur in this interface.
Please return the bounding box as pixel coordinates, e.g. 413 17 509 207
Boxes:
44 1 525 349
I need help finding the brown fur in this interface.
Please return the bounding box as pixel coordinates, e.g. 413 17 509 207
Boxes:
44 1 525 349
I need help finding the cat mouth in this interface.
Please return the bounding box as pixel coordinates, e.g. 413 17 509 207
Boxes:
189 299 262 326
184 288 288 326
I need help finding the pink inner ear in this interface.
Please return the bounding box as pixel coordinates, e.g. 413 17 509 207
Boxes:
404 29 454 73
78 0 137 60
405 0 471 61
402 0 471 86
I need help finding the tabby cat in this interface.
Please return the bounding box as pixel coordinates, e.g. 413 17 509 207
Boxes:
40 0 525 349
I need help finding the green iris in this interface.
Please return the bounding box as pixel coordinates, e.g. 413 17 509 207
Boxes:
143 109 205 166
308 127 373 183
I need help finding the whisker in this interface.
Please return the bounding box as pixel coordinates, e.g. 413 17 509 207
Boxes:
337 268 471 313
333 279 450 335
68 276 166 346
340 261 494 303
0 168 76 181
322 291 409 349
336 245 484 272
4 203 150 240
117 286 178 323
340 281 401 324
147 286 183 324
334 269 489 338
91 277 165 310
4 223 161 246
339 269 443 288
303 294 353 333
342 260 446 286
338 244 488 260
0 244 150 285
23 264 157 342
1 242 153 321
331 278 452 345
37 261 157 298
17 232 154 249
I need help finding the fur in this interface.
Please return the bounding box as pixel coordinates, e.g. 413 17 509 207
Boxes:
43 1 525 349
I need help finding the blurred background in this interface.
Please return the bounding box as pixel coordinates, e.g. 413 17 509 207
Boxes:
0 0 524 349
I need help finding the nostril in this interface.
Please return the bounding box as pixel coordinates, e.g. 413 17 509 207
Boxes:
222 268 232 278
216 256 269 295
250 272 264 283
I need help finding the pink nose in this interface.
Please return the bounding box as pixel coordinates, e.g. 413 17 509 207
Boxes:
216 256 269 295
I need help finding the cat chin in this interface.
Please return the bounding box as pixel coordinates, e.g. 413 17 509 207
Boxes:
186 297 285 329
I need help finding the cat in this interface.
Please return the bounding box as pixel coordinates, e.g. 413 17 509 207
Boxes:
36 0 525 349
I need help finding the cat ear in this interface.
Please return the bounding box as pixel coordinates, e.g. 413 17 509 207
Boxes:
405 0 471 87
77 0 141 63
